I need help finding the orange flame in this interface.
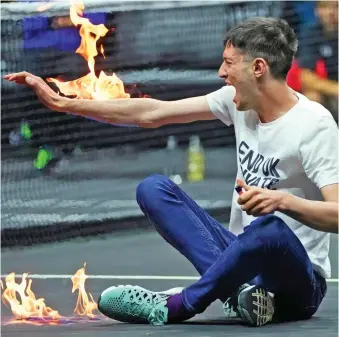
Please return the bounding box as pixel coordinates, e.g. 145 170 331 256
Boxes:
1 263 101 325
47 0 130 100
1 273 61 321
71 263 98 317
100 44 106 59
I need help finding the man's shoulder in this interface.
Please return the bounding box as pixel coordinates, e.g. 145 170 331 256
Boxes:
296 94 335 122
206 85 237 126
294 98 338 149
288 96 337 143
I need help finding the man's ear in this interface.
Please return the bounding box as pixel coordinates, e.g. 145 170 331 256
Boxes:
253 58 267 78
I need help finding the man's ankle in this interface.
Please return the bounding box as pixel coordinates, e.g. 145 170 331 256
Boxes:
166 293 194 323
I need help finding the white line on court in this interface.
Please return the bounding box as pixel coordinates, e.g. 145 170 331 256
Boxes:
0 274 338 283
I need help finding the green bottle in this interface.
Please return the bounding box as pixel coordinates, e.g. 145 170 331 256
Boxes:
20 120 32 140
187 135 205 182
34 147 54 170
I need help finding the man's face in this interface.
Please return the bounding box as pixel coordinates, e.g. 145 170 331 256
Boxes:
317 1 338 33
218 44 257 111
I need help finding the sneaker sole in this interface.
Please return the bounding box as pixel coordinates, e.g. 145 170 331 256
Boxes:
237 285 274 327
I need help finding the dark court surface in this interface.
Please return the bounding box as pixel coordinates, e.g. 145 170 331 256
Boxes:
1 230 338 337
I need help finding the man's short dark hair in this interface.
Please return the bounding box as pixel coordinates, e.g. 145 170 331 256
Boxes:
223 17 298 79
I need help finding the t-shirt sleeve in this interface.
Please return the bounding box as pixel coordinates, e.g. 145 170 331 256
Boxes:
300 116 338 189
206 86 236 126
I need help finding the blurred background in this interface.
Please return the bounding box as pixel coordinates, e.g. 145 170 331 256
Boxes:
1 0 338 249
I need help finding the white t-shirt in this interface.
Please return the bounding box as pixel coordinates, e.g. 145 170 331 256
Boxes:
206 85 338 279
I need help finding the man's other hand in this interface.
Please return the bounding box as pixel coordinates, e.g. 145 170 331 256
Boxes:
236 178 286 217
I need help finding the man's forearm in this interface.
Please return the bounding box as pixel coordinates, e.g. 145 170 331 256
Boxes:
278 193 338 233
61 97 161 127
301 69 338 97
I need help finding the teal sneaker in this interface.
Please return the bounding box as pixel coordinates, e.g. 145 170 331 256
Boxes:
97 285 183 325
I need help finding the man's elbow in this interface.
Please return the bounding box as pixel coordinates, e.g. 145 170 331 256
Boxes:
331 224 339 234
136 111 162 128
323 221 338 234
136 105 171 128
324 201 339 234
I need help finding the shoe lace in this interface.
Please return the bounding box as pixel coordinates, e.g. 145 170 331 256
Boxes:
123 288 169 324
223 283 250 318
223 297 234 318
148 306 168 326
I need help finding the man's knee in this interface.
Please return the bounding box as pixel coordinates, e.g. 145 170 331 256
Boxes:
252 214 288 231
136 174 173 209
244 215 291 246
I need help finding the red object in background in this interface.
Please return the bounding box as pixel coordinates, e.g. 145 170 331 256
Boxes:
315 59 328 79
287 60 302 91
287 59 329 92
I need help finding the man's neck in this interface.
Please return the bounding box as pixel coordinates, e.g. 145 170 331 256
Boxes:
254 81 299 123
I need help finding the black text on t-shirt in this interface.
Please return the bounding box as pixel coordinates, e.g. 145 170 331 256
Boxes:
238 141 280 189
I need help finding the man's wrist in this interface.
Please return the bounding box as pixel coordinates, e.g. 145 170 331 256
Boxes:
57 97 71 113
277 191 293 213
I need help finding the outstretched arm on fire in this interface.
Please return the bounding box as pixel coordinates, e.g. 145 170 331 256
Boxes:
4 72 216 128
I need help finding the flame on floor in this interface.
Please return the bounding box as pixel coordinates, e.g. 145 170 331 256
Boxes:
1 273 61 323
72 263 98 318
1 263 101 326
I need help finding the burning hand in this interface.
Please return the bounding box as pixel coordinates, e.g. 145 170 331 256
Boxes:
4 72 67 112
4 1 130 106
236 178 285 217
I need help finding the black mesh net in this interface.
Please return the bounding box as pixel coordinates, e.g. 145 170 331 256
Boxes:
1 1 337 247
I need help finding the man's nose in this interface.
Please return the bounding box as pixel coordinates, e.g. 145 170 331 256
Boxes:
218 64 227 79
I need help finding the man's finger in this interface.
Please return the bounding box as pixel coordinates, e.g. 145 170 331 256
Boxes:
26 77 34 84
5 71 32 80
246 202 267 216
237 188 259 205
241 193 263 211
5 75 15 81
236 178 250 191
252 207 275 217
5 72 18 79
